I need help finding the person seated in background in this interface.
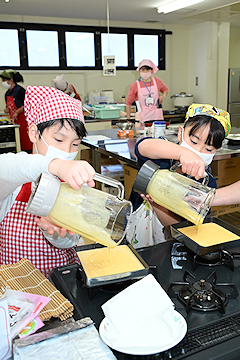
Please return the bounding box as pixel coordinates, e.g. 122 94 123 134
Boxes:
53 74 81 101
0 85 95 277
0 69 32 152
126 103 231 249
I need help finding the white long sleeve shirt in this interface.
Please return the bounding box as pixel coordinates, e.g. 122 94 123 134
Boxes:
0 151 80 249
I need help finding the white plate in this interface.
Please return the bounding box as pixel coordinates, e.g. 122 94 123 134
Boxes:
99 310 187 356
227 134 240 141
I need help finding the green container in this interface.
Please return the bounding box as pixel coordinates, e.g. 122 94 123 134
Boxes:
94 106 121 119
108 104 126 112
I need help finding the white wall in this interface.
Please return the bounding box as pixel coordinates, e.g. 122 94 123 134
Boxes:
188 22 230 110
0 16 189 111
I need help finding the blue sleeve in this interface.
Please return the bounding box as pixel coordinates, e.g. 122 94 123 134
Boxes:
204 166 217 189
135 137 172 170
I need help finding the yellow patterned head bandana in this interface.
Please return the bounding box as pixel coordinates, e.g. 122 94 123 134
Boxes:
185 103 231 138
0 69 18 79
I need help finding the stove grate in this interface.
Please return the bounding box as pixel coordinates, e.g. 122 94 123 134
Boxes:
166 316 240 359
121 313 240 359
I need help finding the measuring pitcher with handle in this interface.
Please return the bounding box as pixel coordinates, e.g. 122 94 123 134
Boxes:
27 173 133 248
133 160 216 227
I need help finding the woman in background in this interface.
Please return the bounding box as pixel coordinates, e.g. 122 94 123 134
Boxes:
53 74 81 101
0 69 32 152
126 59 168 123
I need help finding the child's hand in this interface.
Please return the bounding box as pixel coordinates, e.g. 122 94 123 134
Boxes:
140 193 154 204
35 216 75 238
179 150 205 180
48 159 96 190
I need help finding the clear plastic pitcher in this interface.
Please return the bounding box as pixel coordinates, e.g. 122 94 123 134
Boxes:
27 173 133 248
133 160 216 227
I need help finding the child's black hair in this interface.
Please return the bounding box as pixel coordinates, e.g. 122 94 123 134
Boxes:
140 66 153 71
184 115 225 149
37 118 87 139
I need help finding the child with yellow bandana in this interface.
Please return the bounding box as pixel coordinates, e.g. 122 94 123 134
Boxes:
126 103 231 249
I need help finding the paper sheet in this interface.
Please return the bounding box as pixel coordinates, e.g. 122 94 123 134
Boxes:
100 274 187 352
0 297 11 360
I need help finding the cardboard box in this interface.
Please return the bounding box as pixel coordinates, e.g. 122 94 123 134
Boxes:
211 157 240 187
124 165 138 200
210 204 240 217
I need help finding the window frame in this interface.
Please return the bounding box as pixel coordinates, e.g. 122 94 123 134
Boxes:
0 21 171 71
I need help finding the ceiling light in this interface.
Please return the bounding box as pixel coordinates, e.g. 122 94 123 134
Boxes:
4 0 10 2
156 0 204 14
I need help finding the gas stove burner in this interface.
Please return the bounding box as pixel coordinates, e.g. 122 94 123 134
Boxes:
190 249 234 271
171 243 235 271
168 270 238 314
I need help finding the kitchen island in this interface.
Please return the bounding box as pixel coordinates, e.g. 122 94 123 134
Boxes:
81 127 240 170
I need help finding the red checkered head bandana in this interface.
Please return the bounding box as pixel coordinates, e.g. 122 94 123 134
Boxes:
24 86 84 126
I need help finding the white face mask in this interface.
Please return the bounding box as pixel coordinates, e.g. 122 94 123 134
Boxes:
35 132 78 161
2 81 11 90
140 72 152 81
180 129 216 166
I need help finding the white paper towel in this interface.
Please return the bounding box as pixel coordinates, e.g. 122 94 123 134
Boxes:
101 274 186 351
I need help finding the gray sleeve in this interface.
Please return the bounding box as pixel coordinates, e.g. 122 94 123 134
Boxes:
0 152 51 204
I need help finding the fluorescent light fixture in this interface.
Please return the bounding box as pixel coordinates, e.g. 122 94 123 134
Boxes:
156 0 204 14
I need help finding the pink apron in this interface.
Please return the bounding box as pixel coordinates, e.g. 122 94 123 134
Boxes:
136 77 164 122
6 87 32 151
0 183 80 278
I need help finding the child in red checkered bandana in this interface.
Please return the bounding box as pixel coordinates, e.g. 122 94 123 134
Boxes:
0 86 95 277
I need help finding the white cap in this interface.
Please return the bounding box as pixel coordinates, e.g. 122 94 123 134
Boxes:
26 173 61 217
53 74 68 91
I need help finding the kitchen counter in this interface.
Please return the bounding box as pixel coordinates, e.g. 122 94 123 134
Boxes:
0 123 21 153
49 236 240 360
81 128 240 171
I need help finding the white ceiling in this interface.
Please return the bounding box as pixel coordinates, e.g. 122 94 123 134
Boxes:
1 0 240 28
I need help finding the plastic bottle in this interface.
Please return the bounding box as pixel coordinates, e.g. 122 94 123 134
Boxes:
154 121 166 138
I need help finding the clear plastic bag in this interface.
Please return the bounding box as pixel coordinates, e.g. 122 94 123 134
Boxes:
13 318 116 360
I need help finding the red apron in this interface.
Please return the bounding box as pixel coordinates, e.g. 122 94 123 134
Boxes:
0 183 80 278
136 77 164 122
6 87 32 151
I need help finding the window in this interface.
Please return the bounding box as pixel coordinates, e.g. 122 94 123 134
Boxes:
65 32 95 67
0 29 20 67
26 30 59 67
0 22 170 70
101 33 128 67
134 34 158 67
